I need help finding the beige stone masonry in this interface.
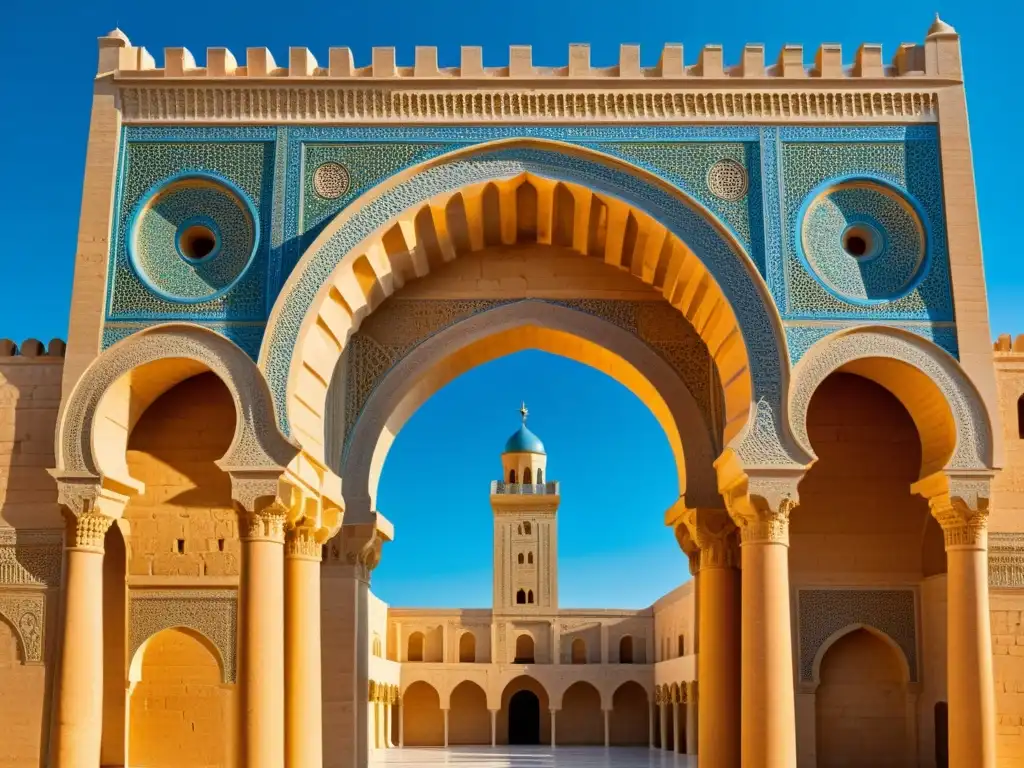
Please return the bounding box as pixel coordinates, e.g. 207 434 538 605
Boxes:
98 21 963 125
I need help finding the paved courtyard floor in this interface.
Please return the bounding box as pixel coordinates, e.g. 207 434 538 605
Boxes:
372 747 697 768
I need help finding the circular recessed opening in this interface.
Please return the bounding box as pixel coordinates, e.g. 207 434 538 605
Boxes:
842 225 875 259
178 224 218 261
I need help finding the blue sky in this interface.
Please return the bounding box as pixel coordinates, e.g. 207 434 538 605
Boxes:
4 0 1022 606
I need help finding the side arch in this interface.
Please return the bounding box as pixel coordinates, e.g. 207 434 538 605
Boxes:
789 327 995 479
55 323 296 493
262 139 805 473
128 626 227 685
338 300 720 519
810 623 913 686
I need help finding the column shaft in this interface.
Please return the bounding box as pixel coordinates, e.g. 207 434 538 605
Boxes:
947 545 997 767
740 538 796 768
241 533 286 768
672 702 680 754
685 698 698 756
285 544 323 767
699 564 740 767
490 710 497 747
551 710 557 748
54 544 107 766
399 704 405 747
443 709 449 748
659 704 668 750
648 702 655 748
603 709 610 747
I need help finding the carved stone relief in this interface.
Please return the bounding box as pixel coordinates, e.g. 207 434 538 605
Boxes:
0 529 62 586
990 533 1024 588
129 589 238 683
796 588 917 683
0 592 45 663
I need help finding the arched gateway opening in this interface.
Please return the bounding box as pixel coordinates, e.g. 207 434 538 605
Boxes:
508 691 541 745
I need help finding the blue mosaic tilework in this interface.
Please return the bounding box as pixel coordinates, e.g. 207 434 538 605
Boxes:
779 133 952 321
102 323 265 361
130 176 257 302
800 182 925 303
785 323 959 365
595 142 764 276
107 136 274 321
294 143 458 274
263 145 793 465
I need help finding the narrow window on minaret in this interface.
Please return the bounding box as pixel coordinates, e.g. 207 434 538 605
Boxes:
537 468 543 484
518 553 524 564
524 522 532 535
527 552 533 564
527 590 534 603
523 467 532 484
516 589 526 604
509 469 517 483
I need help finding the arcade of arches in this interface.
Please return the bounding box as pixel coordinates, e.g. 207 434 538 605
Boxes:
3 22 1024 768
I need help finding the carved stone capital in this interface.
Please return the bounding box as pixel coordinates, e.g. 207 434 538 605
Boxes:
913 472 992 550
719 469 801 546
668 503 737 571
285 524 323 561
325 515 393 582
52 479 128 553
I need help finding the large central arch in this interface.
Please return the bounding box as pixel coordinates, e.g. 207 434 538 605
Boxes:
333 299 722 520
260 139 807 474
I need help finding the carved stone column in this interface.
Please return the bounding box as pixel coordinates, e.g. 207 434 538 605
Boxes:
286 523 325 767
721 471 801 768
282 470 343 768
236 488 287 768
53 489 123 765
322 517 392 768
603 708 610 747
685 682 698 756
916 473 997 768
52 482 127 768
671 505 739 768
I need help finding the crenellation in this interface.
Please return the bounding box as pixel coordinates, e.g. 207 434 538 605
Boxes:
0 338 66 358
99 23 961 82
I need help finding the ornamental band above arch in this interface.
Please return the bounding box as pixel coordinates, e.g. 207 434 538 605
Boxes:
260 140 807 470
57 323 298 478
788 327 994 472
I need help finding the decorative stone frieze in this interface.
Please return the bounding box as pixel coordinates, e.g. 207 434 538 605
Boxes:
129 589 238 683
989 534 1024 588
0 529 62 586
0 593 45 663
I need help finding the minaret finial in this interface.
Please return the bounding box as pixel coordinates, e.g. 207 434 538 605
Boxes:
520 401 529 424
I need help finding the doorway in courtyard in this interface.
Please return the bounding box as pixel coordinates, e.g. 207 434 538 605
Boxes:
509 691 541 745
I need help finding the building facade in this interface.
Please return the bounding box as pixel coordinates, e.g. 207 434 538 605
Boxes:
0 16 1022 768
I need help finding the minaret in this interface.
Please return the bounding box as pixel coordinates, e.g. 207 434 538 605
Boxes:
491 403 560 613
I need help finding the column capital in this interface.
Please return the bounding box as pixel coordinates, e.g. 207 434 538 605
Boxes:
667 502 737 571
325 514 394 582
913 470 993 550
285 524 323 560
52 477 130 552
715 458 802 546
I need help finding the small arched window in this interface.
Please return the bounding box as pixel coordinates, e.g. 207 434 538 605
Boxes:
619 635 634 664
527 590 534 603
407 632 424 662
677 634 686 657
1017 394 1024 439
518 553 525 564
459 632 476 663
571 638 587 664
523 467 532 484
524 522 532 535
517 524 523 535
515 634 534 663
527 552 534 564
516 589 526 605
537 468 543 484
509 469 517 483
372 634 382 658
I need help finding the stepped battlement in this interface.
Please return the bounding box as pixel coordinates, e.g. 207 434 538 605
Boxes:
100 17 960 81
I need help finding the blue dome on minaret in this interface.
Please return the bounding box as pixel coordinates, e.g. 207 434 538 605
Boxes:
503 402 546 454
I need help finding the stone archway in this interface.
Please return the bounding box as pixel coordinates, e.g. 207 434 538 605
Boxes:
262 139 807 476
333 298 722 520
